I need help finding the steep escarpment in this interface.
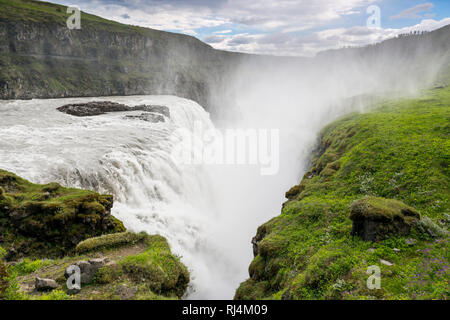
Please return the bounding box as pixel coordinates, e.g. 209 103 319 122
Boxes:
0 0 244 115
236 86 450 300
2 0 450 120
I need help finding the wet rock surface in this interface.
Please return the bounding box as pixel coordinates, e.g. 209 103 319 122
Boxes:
124 112 165 123
57 101 170 120
57 101 130 116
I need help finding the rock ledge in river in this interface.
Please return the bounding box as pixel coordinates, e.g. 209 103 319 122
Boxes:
57 101 170 120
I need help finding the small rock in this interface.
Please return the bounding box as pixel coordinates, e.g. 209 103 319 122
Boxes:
367 248 376 253
380 259 394 266
35 277 58 291
393 248 401 253
67 284 81 295
405 238 416 246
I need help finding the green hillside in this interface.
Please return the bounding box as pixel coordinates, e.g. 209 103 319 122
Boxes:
236 86 450 300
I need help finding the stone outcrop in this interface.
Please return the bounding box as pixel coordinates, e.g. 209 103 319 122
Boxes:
57 101 131 116
0 169 125 259
350 197 421 242
56 101 171 120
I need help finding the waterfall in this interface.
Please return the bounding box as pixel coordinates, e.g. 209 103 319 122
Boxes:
0 91 379 299
0 95 240 299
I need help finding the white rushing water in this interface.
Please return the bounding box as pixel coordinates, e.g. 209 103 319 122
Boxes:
0 94 373 299
0 95 246 299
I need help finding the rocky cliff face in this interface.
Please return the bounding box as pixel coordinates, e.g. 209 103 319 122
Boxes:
1 0 449 119
0 0 244 115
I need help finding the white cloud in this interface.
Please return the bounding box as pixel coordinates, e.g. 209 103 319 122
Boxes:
49 1 450 56
53 0 378 33
204 18 450 57
391 2 434 20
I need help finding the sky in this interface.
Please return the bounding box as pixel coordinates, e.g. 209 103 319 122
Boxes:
47 0 450 56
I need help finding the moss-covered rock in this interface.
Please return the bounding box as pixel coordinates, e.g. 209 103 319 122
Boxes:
0 169 125 259
120 235 190 298
285 184 305 200
350 197 421 241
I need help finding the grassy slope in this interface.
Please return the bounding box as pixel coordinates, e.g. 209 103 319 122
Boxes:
235 86 450 300
2 232 189 300
0 0 190 37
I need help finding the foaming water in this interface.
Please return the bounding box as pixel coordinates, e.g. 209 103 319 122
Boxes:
0 95 241 299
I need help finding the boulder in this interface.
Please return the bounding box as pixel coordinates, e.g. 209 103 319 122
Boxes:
64 258 109 284
35 277 58 291
350 197 421 242
57 101 131 116
57 102 170 119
